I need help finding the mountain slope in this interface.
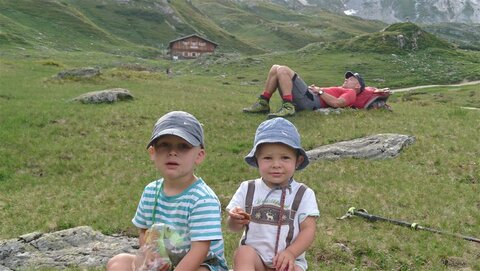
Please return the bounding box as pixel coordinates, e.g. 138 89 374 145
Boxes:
296 22 456 61
0 0 388 54
255 0 480 24
168 0 264 53
2 0 477 56
422 23 480 50
340 22 452 54
0 0 132 51
194 0 386 51
65 0 262 54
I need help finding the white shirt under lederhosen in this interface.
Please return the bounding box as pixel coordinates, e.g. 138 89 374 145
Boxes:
226 178 320 270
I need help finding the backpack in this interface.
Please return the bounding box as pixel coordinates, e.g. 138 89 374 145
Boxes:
353 87 392 111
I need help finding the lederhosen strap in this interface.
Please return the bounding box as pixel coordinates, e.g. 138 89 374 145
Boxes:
241 180 307 248
286 184 306 247
241 180 256 245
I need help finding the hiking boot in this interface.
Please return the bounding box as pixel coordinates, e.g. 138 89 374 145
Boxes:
243 97 270 114
268 101 295 118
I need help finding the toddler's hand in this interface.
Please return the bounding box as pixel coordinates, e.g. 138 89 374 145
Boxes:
157 263 170 271
228 206 251 225
273 249 295 271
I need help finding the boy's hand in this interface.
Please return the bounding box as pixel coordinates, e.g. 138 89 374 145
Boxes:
157 263 170 271
273 249 295 271
228 206 251 225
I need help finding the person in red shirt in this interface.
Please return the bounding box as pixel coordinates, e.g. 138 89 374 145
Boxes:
243 64 366 118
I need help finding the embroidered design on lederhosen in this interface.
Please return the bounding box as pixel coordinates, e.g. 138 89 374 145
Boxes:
241 180 307 248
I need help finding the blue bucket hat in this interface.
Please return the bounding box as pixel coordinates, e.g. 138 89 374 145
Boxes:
147 111 204 149
245 118 309 170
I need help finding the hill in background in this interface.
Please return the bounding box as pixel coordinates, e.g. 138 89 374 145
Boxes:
322 22 453 54
4 0 478 56
422 22 480 50
261 0 480 24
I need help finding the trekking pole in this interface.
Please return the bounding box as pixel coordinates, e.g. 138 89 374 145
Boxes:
338 207 480 243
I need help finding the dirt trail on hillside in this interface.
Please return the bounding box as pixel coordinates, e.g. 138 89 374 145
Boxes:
391 80 480 93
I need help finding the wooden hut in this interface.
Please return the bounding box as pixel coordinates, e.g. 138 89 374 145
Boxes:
168 34 218 59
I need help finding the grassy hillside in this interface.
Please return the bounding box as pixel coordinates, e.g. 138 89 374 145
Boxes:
2 0 479 57
67 0 186 50
0 48 479 270
193 0 386 51
0 0 387 55
422 23 480 51
0 1 122 48
0 0 161 56
192 0 317 51
168 0 264 54
185 41 480 89
324 22 452 54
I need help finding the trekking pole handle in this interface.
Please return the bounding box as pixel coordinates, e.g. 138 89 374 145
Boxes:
343 207 480 244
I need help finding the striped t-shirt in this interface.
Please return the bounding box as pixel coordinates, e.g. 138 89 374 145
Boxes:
133 178 228 271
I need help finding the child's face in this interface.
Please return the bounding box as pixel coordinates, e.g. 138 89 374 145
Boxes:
148 135 205 182
255 143 304 188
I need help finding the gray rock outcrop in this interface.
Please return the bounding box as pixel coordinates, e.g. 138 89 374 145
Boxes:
0 226 137 270
306 133 415 161
72 88 134 104
314 108 345 115
55 67 101 79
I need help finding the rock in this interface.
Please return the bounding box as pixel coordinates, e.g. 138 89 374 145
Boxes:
18 232 42 243
55 67 100 79
0 226 137 270
333 242 352 254
314 108 345 115
441 256 467 268
397 34 405 49
306 134 415 161
72 88 134 104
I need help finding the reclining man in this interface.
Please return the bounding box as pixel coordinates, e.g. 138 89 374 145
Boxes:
243 64 388 118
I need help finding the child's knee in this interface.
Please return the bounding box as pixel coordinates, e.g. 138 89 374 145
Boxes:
234 245 260 261
106 253 135 271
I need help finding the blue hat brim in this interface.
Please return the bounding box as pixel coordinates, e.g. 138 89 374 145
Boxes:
244 140 309 170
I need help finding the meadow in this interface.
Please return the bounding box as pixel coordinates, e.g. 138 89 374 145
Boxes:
0 47 479 270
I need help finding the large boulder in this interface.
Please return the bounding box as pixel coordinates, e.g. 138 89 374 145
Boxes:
0 226 137 270
306 134 415 161
72 88 134 104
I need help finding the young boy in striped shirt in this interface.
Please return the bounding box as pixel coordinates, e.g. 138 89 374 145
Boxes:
107 111 228 271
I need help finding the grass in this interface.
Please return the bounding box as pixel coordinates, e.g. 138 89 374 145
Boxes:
0 47 479 270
